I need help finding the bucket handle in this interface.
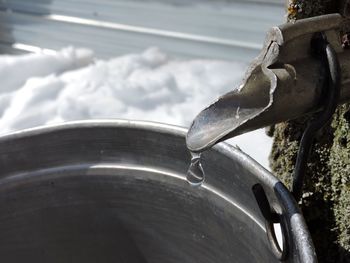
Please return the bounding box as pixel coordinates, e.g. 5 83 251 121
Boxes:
252 184 288 261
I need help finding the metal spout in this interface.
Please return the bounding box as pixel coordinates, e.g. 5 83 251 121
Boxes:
187 14 350 152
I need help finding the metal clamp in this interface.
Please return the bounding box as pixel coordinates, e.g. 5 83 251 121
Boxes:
292 32 341 202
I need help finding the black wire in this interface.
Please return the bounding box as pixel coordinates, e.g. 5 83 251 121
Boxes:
292 32 341 202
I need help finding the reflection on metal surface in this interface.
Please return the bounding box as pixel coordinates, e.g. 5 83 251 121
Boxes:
201 183 265 231
0 120 315 262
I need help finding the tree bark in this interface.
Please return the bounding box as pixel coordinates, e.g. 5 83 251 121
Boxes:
269 1 350 262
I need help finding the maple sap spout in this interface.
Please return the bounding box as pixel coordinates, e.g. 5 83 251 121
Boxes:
187 14 350 152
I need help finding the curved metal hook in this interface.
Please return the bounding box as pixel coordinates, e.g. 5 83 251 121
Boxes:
292 32 341 202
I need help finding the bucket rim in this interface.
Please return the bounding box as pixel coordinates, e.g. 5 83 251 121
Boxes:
0 119 271 176
0 119 317 262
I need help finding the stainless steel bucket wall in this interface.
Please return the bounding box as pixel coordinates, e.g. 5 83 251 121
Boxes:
0 121 316 263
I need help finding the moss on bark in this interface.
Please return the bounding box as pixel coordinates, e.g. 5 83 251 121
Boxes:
270 106 350 262
270 1 350 262
286 0 339 21
329 104 350 260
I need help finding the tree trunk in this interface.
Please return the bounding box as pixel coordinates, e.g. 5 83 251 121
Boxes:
269 1 350 262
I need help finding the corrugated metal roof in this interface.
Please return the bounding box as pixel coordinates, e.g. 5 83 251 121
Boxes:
0 0 284 60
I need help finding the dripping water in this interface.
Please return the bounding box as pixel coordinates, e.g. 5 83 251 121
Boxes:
186 152 205 186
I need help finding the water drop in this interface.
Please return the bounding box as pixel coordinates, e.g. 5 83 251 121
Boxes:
186 152 205 186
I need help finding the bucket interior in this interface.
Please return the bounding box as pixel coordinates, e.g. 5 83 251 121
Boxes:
0 121 314 263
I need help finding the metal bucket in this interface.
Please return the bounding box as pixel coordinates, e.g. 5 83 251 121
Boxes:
0 120 316 263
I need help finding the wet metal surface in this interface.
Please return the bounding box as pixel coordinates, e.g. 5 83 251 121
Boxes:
0 120 316 262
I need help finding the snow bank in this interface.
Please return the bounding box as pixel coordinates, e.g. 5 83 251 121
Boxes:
0 47 94 93
0 47 272 169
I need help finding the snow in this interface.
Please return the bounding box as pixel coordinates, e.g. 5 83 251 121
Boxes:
0 47 272 169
